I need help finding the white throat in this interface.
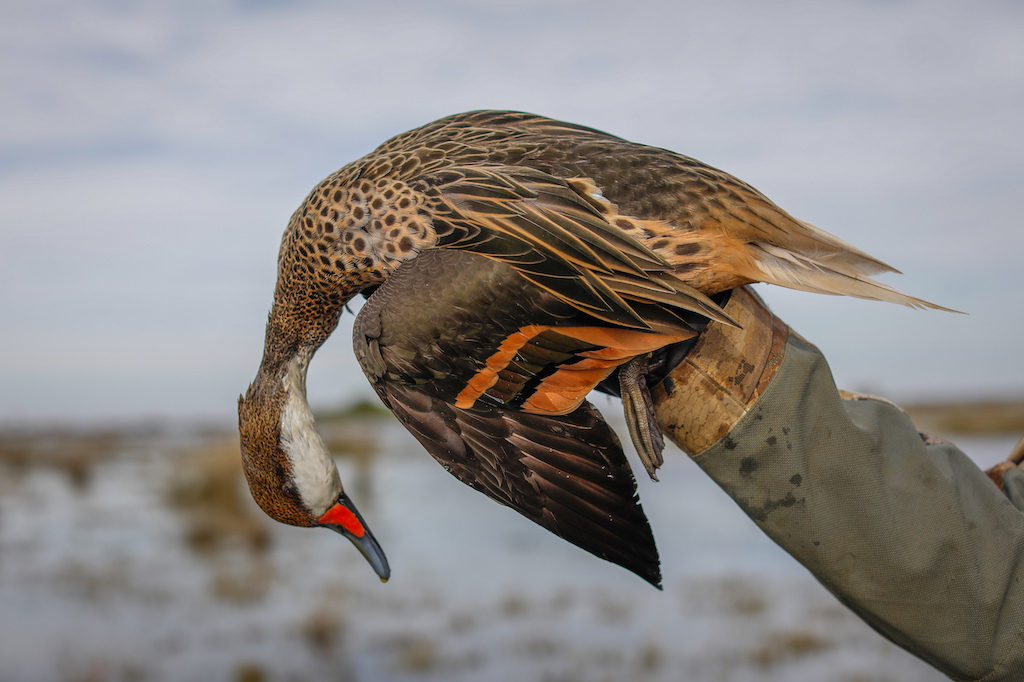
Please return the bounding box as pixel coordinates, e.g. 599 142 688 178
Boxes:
279 350 342 516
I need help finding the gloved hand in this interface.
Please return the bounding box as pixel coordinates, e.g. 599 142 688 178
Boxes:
649 286 790 456
985 437 1024 490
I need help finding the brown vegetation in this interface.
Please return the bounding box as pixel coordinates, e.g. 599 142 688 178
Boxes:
165 436 275 603
300 603 347 653
0 427 126 489
166 437 271 556
750 629 832 667
904 399 1024 436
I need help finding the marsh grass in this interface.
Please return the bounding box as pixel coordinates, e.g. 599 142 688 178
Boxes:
300 603 346 653
750 629 832 667
165 436 275 603
394 635 439 673
232 663 267 682
683 575 769 618
166 437 270 556
499 593 528 618
905 399 1024 436
0 428 126 489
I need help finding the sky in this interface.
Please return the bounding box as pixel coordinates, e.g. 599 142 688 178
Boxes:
1 0 1022 424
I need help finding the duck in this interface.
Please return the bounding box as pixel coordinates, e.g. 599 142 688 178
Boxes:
238 110 949 588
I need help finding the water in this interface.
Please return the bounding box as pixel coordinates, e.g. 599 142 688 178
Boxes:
2 419 1016 682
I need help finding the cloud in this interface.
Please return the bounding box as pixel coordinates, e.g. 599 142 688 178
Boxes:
1 0 1022 420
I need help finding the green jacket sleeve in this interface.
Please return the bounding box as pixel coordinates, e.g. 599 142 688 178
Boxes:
691 333 1024 681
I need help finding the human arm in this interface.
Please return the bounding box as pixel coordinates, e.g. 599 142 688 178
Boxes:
653 287 1024 681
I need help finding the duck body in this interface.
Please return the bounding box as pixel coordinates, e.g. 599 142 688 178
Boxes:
239 111 947 588
354 248 683 586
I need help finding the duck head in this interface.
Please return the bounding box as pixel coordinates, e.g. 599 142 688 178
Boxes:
237 205 392 582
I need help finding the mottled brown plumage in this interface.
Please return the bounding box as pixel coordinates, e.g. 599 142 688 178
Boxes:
239 110 949 586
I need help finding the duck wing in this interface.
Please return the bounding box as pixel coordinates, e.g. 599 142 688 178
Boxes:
380 383 661 587
416 162 736 330
353 249 666 586
393 110 952 311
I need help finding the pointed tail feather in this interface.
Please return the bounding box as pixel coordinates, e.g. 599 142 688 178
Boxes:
794 219 901 276
749 242 961 312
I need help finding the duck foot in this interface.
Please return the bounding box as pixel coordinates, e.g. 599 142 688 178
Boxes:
619 353 664 481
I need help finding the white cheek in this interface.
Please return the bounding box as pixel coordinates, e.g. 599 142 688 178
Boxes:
279 351 342 516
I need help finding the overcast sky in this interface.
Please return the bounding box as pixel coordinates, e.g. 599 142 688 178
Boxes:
1 0 1022 424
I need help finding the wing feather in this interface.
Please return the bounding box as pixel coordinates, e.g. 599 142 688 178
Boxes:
396 111 950 313
421 164 735 329
382 384 662 587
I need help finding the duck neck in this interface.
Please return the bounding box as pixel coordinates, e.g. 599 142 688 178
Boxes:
273 346 342 517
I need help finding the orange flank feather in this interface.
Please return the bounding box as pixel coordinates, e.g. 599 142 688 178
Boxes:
521 326 694 414
557 327 695 355
455 325 548 408
457 324 695 415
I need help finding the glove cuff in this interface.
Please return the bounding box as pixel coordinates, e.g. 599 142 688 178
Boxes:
651 286 789 455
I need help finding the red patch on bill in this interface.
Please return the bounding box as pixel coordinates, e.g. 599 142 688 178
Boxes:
318 503 365 537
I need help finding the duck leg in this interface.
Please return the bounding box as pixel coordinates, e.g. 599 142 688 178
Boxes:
619 353 665 481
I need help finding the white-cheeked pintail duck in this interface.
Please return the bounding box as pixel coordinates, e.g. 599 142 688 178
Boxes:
238 111 949 588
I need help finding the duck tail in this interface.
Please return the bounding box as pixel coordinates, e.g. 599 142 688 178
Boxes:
741 220 960 313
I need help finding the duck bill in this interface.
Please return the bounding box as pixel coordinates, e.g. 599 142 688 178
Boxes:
317 492 391 582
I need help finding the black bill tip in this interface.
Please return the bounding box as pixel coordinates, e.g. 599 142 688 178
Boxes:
317 492 391 582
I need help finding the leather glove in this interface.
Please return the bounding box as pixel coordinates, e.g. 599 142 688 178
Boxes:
650 286 790 456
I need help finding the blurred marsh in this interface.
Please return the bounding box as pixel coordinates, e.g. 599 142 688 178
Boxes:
1 400 1017 681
